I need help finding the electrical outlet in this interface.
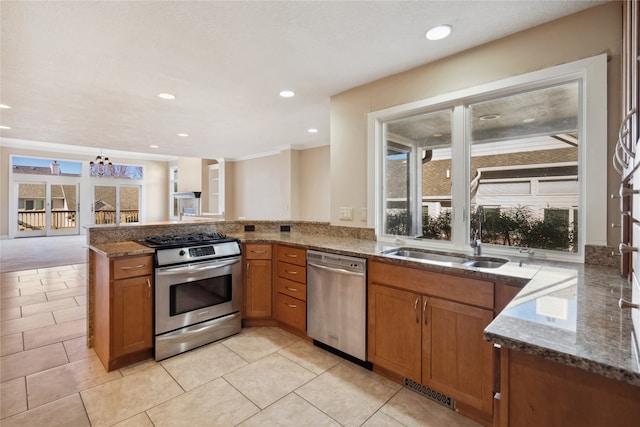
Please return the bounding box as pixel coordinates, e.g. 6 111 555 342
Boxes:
360 208 367 221
339 207 353 220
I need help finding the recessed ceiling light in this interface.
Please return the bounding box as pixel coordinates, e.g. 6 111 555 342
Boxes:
279 90 295 98
149 145 159 148
177 133 189 137
479 114 501 121
0 125 12 130
522 118 536 123
308 128 318 133
158 93 176 100
426 25 452 41
0 104 11 109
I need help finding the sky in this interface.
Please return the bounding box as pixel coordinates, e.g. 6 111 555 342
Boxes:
12 156 83 175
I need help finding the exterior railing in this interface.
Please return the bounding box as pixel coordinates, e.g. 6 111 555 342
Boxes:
17 209 139 229
94 210 139 225
18 210 77 230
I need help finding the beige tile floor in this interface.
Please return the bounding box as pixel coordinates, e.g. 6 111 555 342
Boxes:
0 262 480 427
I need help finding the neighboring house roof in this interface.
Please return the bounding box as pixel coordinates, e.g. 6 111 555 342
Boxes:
94 199 115 211
12 165 80 177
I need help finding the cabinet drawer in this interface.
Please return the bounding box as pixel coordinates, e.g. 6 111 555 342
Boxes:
277 261 306 284
276 292 306 331
277 245 306 266
245 243 272 260
276 277 307 301
112 255 153 280
369 261 494 309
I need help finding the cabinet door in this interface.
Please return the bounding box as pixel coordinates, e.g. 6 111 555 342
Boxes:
423 297 494 414
245 259 272 318
112 275 153 358
367 283 422 382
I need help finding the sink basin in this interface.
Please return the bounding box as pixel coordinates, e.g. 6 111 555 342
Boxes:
463 259 508 269
382 248 508 269
387 249 469 264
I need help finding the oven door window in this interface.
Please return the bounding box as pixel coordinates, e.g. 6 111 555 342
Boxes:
170 274 232 316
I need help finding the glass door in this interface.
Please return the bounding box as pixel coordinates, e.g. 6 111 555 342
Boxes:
93 184 141 225
120 185 140 224
16 182 79 237
49 183 79 235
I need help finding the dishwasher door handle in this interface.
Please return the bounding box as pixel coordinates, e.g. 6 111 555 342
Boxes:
307 261 365 277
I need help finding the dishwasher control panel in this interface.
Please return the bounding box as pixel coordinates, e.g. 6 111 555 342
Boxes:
306 250 366 272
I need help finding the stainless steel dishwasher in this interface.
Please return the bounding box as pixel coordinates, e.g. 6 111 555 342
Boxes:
307 250 368 363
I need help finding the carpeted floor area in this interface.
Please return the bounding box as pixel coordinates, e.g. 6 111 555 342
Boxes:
0 235 88 272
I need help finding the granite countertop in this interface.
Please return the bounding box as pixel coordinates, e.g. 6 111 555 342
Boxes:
90 241 155 258
88 230 639 387
484 263 639 387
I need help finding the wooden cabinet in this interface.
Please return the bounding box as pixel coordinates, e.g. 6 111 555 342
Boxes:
499 349 640 427
368 283 422 380
274 244 307 334
423 297 494 415
368 261 495 420
244 243 272 319
94 253 153 371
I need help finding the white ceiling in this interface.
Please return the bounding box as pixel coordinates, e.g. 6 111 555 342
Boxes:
0 0 608 161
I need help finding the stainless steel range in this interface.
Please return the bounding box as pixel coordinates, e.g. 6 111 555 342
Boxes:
140 232 242 361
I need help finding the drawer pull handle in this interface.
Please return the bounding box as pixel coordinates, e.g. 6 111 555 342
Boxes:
285 270 298 275
251 250 267 254
618 243 639 254
619 299 639 310
423 299 428 325
414 298 419 323
611 187 640 199
286 253 298 258
285 286 298 292
121 264 145 270
285 302 297 308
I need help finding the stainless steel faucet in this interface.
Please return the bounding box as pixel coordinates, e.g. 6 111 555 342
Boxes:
470 205 485 256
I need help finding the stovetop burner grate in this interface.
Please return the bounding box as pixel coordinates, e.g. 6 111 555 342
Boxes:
143 232 230 248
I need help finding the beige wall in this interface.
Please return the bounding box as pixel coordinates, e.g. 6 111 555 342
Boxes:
299 145 331 221
231 152 283 220
0 145 169 236
230 146 330 222
330 1 622 243
176 157 202 192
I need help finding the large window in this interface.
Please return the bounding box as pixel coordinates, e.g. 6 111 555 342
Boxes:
372 55 607 261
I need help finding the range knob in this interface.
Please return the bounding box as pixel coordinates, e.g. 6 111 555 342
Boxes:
179 249 186 256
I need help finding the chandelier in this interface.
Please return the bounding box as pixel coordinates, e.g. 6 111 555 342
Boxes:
89 152 113 176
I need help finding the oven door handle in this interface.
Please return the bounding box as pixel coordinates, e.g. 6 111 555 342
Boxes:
157 258 240 274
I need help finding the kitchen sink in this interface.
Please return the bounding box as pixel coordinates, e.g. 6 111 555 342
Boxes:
386 249 470 264
463 259 508 269
382 248 508 269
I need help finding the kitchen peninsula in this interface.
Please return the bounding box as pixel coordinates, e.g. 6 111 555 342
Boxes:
87 220 640 426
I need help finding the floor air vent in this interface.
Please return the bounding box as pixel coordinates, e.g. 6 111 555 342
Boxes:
403 378 456 410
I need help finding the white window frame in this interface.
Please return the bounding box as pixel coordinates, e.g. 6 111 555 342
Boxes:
368 54 607 262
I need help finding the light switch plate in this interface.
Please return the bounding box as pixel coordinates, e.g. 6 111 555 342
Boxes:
339 207 353 220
